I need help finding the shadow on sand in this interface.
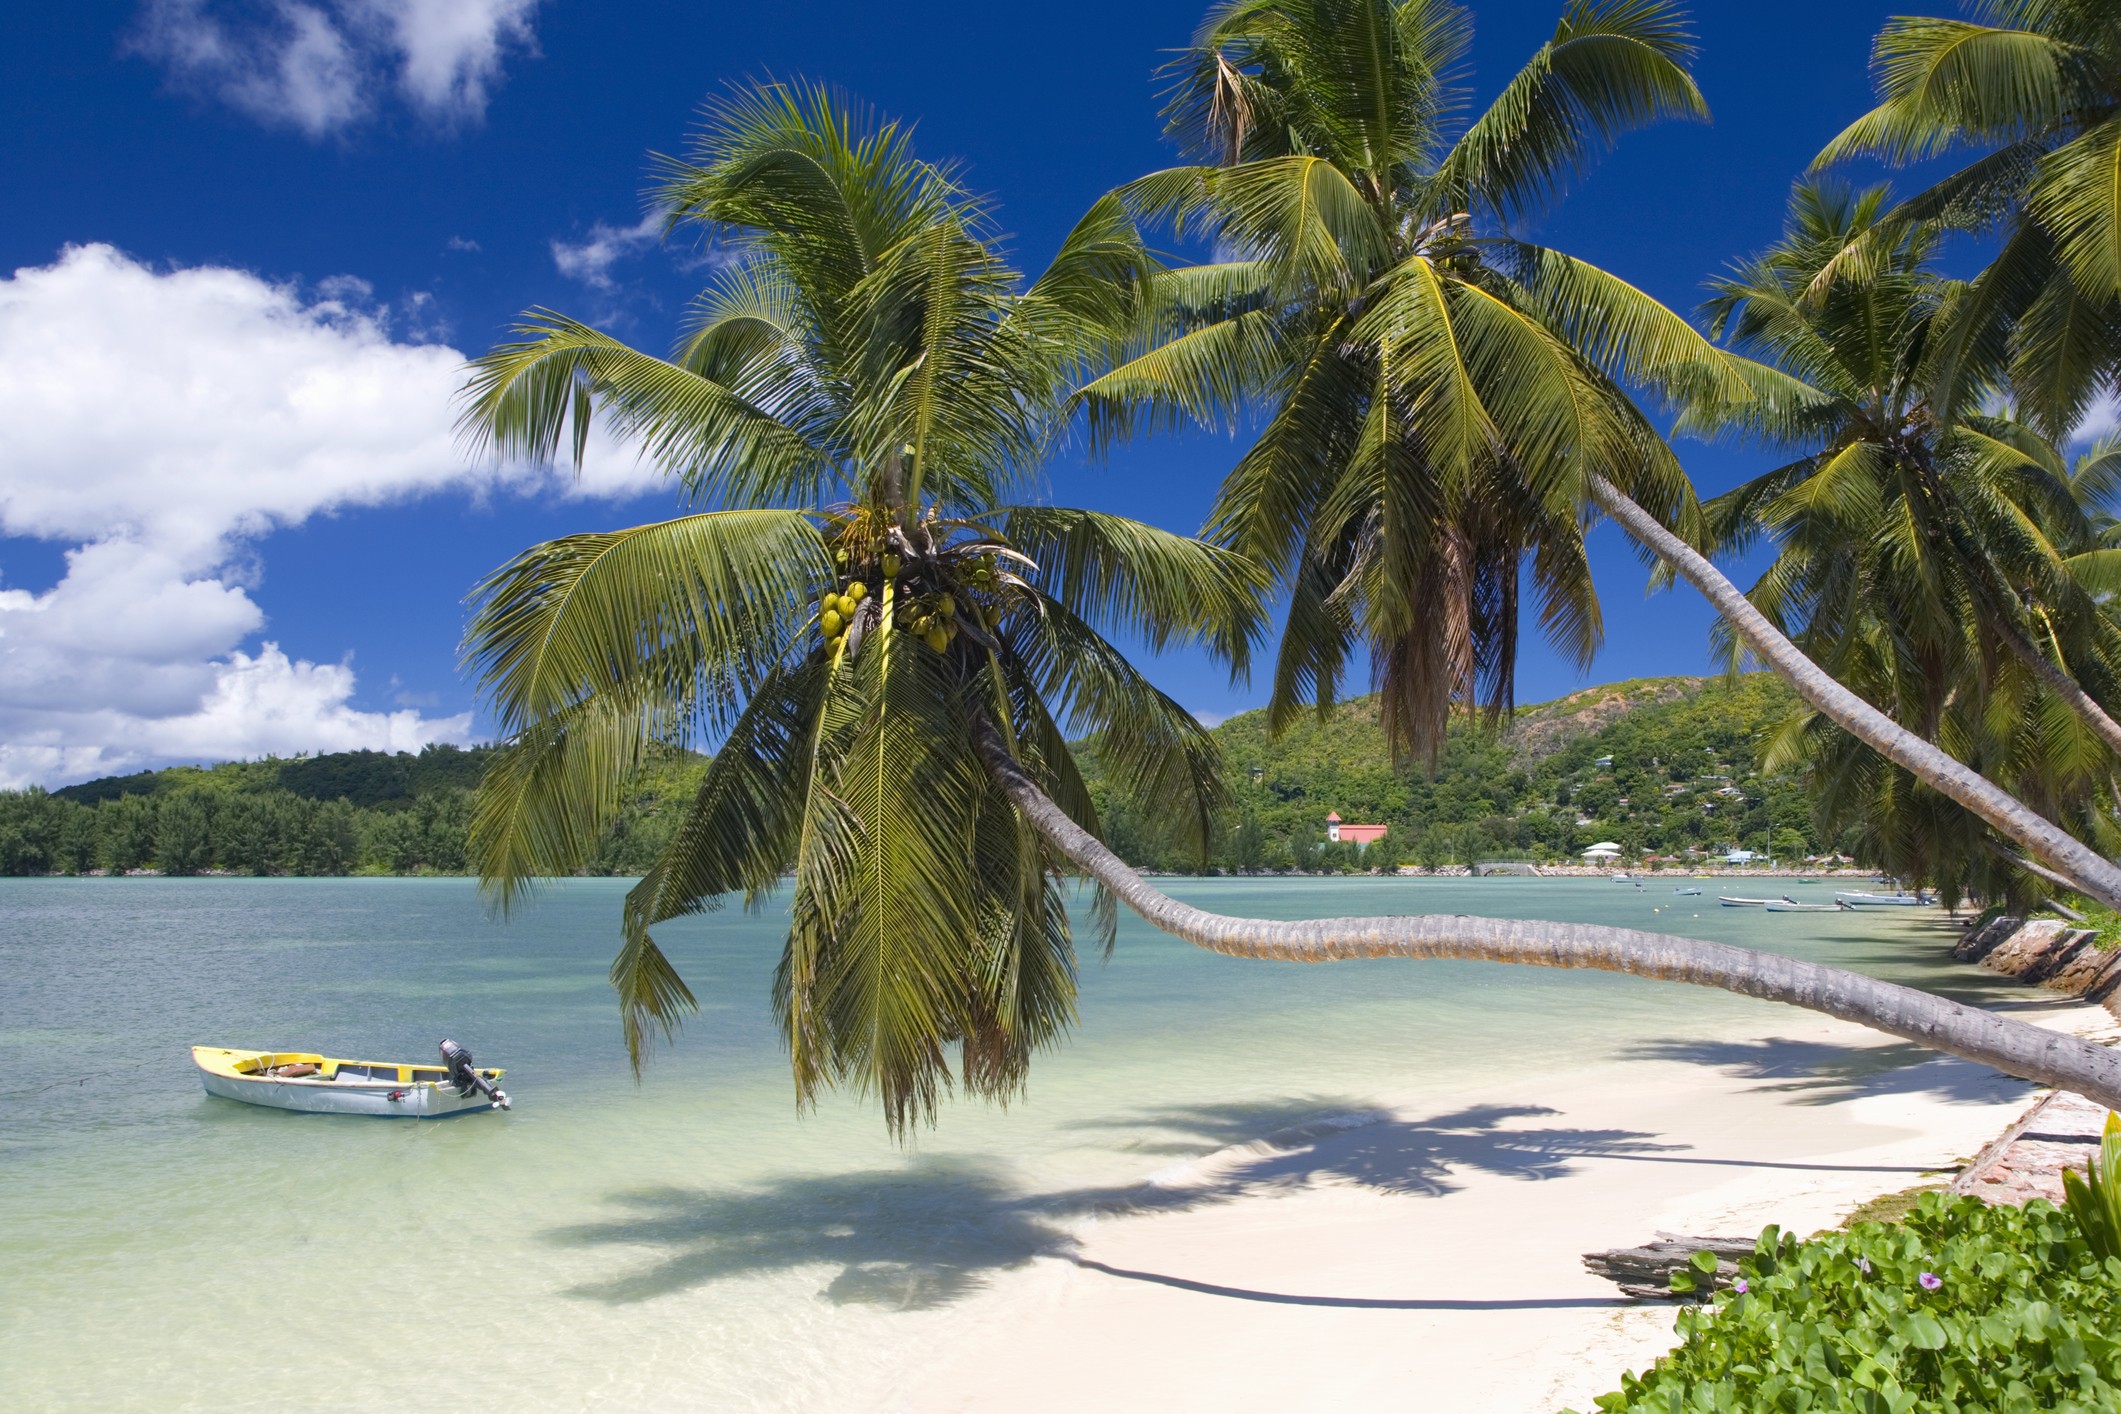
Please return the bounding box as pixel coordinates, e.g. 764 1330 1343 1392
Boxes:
544 1101 1684 1309
1622 1034 2029 1107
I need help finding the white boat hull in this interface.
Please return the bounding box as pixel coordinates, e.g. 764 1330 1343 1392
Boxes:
199 1069 497 1117
1834 892 1927 907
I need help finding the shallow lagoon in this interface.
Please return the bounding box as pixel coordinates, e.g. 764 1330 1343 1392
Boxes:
0 877 2007 1411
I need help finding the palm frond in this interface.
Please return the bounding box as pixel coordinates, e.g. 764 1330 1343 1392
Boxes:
463 510 825 733
1001 506 1267 677
1813 17 2091 168
459 313 838 504
1439 0 1706 219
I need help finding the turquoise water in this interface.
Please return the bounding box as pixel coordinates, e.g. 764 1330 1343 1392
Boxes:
0 878 2007 1411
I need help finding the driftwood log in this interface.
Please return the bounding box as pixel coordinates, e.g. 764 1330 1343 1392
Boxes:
1582 1232 1757 1301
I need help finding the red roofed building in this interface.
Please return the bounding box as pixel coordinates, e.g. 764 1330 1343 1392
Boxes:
1324 811 1388 847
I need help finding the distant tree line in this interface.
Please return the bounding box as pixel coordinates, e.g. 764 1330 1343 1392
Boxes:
0 678 1818 879
0 744 700 878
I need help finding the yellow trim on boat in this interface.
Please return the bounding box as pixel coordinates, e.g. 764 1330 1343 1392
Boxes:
190 1046 504 1086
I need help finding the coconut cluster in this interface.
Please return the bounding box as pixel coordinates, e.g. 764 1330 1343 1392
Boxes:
816 541 1004 659
815 578 869 652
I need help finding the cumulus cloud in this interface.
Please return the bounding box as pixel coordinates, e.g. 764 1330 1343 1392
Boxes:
2076 391 2121 448
0 243 658 789
551 211 665 290
129 0 540 137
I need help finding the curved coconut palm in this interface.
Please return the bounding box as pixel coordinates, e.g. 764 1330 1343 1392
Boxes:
459 82 1265 1134
1084 0 2121 912
466 75 2121 1130
1812 1 2121 438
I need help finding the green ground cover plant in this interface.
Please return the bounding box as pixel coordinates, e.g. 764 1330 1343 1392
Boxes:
1581 1193 2121 1412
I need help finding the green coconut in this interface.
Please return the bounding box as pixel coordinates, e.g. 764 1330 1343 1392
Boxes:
821 609 844 635
922 627 949 653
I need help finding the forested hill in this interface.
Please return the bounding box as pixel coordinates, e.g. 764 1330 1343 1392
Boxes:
0 674 1810 877
53 745 493 809
0 744 705 877
1086 673 1816 872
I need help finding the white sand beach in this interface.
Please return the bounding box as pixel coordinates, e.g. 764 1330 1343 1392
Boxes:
881 994 2118 1414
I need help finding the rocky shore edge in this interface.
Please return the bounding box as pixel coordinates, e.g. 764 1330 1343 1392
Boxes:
1955 914 2121 1009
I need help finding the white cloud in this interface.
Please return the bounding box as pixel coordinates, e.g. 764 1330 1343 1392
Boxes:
0 243 659 789
551 211 665 290
374 0 538 119
2076 391 2121 448
128 0 539 137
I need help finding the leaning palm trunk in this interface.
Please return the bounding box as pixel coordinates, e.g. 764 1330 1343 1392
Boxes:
972 721 2121 1109
1588 476 2121 914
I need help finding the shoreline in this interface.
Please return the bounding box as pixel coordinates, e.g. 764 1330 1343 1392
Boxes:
870 991 2116 1413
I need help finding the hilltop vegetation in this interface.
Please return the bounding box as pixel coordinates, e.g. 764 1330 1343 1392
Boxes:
0 744 706 878
1089 673 1819 873
0 675 1814 878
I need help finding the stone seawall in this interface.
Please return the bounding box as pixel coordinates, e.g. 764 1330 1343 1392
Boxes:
1955 916 2121 1007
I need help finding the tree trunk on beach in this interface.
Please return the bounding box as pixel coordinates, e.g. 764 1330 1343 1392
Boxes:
973 721 2121 1110
1587 476 2121 914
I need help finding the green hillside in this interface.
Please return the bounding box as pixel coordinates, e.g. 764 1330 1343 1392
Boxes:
0 674 1811 877
1 744 706 878
1088 673 1818 872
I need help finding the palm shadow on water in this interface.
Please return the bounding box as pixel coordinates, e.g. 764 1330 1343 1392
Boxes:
544 1102 1682 1310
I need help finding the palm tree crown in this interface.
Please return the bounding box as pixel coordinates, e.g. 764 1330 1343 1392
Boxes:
458 83 1261 1134
1695 184 2121 899
1814 0 2121 438
1077 0 1782 764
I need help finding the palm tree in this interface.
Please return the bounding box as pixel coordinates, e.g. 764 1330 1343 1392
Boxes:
1690 182 2121 900
458 82 1263 1134
1812 0 2121 439
1079 0 2121 912
463 75 2121 1128
1082 0 1715 764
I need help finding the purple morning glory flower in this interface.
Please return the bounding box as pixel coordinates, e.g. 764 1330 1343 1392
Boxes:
1919 1272 1942 1291
1732 1279 1749 1294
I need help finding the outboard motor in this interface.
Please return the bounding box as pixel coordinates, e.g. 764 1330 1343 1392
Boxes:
439 1039 511 1110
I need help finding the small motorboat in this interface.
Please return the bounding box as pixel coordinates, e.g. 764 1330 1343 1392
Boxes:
1834 891 1930 907
193 1039 510 1117
1718 896 1775 907
1765 898 1846 912
1672 887 1703 896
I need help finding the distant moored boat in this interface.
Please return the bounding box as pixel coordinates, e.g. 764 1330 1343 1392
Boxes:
1718 896 1775 907
193 1040 511 1117
1833 891 1930 907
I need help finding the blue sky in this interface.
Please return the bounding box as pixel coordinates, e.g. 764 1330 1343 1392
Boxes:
0 1 1989 786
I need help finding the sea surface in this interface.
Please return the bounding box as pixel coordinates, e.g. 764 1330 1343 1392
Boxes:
0 876 2013 1412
